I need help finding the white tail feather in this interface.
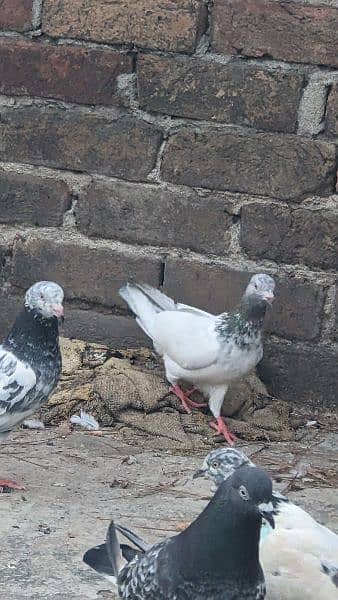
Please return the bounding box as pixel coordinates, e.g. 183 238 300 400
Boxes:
119 283 176 341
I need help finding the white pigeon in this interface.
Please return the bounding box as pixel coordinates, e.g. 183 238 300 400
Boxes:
119 273 275 444
194 448 338 599
0 281 64 490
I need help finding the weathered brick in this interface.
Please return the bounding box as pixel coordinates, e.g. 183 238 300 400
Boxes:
163 257 324 341
241 202 338 271
0 107 162 180
0 38 133 106
258 340 338 406
326 84 338 137
138 54 303 133
161 128 336 200
0 228 19 282
212 0 338 68
64 310 149 348
42 0 206 53
0 289 21 338
11 231 163 307
335 285 338 342
0 170 70 227
77 179 233 255
0 0 32 32
0 288 149 347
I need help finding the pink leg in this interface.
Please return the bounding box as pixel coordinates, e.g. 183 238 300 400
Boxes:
210 417 237 446
0 479 25 492
170 385 207 414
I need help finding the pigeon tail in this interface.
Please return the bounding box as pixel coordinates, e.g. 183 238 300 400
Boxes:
115 523 150 553
119 283 174 340
83 542 117 584
83 521 125 585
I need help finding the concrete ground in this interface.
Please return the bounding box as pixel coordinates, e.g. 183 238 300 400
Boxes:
0 427 337 599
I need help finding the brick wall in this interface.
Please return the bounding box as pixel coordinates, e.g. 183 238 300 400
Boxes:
0 0 337 406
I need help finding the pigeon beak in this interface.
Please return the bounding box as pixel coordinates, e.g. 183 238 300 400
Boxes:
258 501 275 529
52 304 64 318
193 468 207 480
262 292 274 305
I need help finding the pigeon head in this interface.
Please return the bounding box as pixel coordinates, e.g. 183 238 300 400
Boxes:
225 465 275 529
193 448 254 486
25 281 64 320
245 273 275 306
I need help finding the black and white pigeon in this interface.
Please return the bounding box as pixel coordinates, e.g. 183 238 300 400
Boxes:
83 466 275 600
0 281 64 490
194 448 338 599
119 273 275 444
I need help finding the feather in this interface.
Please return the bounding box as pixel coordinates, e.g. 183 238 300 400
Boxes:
70 411 99 431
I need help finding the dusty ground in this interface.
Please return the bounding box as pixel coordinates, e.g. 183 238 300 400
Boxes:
0 427 337 600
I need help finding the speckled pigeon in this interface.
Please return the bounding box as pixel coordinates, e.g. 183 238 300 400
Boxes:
194 448 338 599
119 273 275 444
83 466 275 599
0 281 64 490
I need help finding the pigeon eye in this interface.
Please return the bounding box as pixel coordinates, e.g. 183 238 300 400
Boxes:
211 461 219 469
40 293 45 300
238 485 250 500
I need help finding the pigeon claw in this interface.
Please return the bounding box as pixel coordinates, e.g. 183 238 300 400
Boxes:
210 417 237 446
0 479 26 492
170 385 207 414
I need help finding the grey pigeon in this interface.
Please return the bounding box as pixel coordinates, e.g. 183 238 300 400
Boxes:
83 466 275 599
119 273 275 444
0 281 64 490
194 448 338 599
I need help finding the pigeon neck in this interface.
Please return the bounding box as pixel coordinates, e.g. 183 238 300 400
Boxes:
176 488 262 582
4 305 60 362
238 293 267 327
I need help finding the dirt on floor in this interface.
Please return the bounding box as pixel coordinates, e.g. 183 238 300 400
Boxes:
0 339 337 599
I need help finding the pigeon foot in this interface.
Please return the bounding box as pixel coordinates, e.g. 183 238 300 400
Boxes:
170 385 207 414
0 479 25 492
210 417 237 446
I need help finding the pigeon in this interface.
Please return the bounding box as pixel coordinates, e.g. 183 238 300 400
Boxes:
83 466 275 599
194 448 338 599
119 273 275 444
0 281 64 490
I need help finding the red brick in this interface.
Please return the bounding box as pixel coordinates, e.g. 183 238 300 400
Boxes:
0 288 22 338
0 0 32 32
42 0 207 53
163 256 324 341
0 38 133 106
212 0 338 67
0 106 162 180
11 230 163 307
0 170 70 227
241 202 338 271
335 284 338 342
326 84 338 137
161 128 336 200
77 179 233 255
138 54 303 133
258 340 338 406
64 310 150 348
0 228 18 283
0 287 149 347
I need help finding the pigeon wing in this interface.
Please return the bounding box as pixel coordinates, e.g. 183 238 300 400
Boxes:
176 303 214 318
0 346 36 416
153 311 220 370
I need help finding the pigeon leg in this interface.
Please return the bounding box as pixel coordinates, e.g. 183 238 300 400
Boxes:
170 385 207 414
210 417 237 446
0 479 25 492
